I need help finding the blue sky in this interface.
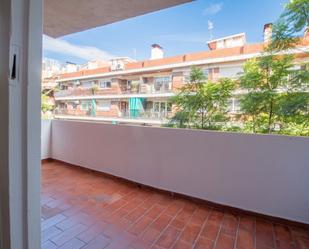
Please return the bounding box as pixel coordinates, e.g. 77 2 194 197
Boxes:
43 0 288 64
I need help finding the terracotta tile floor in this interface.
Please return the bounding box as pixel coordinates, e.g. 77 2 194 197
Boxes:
41 161 309 249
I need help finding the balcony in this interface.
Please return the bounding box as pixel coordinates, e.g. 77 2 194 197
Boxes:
54 82 173 100
54 110 172 126
41 119 309 248
41 119 309 232
41 159 309 249
121 82 173 95
54 88 93 98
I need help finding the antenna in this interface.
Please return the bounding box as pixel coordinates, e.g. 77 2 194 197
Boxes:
132 48 137 60
208 20 214 40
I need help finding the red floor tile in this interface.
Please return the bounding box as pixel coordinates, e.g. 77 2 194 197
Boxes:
41 161 309 249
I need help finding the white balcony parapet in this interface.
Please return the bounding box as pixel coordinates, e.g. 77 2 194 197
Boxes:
42 119 309 224
54 115 165 125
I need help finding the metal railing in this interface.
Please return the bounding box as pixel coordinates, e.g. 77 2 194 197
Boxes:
54 108 172 121
54 88 93 98
120 110 172 120
54 82 173 98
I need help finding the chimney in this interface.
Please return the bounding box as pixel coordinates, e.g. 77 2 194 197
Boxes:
263 23 273 43
150 44 164 60
208 41 217 50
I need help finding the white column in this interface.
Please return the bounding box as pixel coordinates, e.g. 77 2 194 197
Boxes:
0 0 42 248
0 1 11 248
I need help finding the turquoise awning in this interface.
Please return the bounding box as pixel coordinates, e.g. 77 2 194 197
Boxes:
129 98 146 117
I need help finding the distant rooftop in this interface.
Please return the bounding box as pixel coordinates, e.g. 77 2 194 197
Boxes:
207 33 246 44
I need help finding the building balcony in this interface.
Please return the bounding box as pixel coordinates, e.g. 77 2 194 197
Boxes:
54 109 173 125
54 88 93 98
54 82 173 100
41 119 309 249
121 82 173 95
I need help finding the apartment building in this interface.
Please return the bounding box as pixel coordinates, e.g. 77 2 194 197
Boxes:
53 26 309 125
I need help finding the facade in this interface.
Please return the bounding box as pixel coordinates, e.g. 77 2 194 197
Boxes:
53 26 309 125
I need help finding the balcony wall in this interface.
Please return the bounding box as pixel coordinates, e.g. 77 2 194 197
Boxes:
41 119 52 159
43 120 309 224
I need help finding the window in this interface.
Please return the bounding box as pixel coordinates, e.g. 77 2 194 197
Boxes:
81 101 91 110
234 99 240 112
154 102 160 112
68 101 78 110
73 80 81 87
154 76 170 86
183 72 191 84
160 102 165 112
97 100 111 111
207 67 220 81
167 102 172 112
154 76 171 91
82 81 94 88
59 83 68 90
203 69 209 79
155 76 170 84
99 80 111 89
228 98 240 113
153 101 172 113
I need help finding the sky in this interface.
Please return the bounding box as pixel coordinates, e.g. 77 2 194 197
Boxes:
43 0 288 65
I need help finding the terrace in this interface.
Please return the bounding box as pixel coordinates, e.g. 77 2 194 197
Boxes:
41 160 309 249
2 0 309 248
40 120 309 249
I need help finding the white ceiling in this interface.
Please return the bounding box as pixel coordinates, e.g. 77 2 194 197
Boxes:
44 0 192 37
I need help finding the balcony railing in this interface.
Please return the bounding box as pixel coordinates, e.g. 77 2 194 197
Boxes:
122 82 172 94
54 82 173 98
120 110 172 120
54 88 93 98
54 108 172 122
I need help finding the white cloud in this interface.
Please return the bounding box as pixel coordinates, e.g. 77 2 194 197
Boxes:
208 20 214 30
43 35 114 61
203 3 223 15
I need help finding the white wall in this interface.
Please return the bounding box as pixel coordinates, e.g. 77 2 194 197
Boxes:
41 120 52 159
51 120 309 224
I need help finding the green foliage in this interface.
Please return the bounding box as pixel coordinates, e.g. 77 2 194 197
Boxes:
283 0 309 33
41 94 54 113
168 1 309 136
239 0 309 136
169 67 235 129
91 85 99 93
268 21 300 52
241 0 309 136
239 53 309 134
278 121 309 136
270 0 309 51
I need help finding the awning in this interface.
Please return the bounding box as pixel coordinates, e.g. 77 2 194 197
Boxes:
44 0 193 37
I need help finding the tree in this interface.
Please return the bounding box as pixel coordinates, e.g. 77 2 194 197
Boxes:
239 0 309 135
283 0 309 33
41 93 54 113
270 0 309 51
169 67 235 129
239 52 309 134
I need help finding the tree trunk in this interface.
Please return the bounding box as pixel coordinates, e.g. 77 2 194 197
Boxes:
268 99 274 133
